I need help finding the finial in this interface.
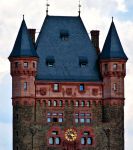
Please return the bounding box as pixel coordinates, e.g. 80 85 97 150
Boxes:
78 0 81 16
112 16 114 22
46 0 50 16
23 14 24 20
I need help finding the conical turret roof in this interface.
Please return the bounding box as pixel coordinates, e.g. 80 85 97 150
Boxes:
9 18 38 58
100 20 128 60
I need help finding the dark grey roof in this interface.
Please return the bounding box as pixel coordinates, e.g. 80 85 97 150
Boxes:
36 16 101 81
100 21 128 60
9 19 38 58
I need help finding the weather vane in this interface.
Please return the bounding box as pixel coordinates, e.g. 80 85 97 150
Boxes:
78 0 81 16
46 0 50 15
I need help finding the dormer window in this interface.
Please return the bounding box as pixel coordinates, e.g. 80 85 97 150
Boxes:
79 84 84 91
79 57 88 67
60 30 69 41
46 56 55 67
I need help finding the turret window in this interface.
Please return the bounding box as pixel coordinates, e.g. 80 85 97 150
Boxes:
113 83 117 91
24 62 28 68
24 82 27 91
113 64 117 70
104 64 108 71
122 64 125 71
15 62 19 68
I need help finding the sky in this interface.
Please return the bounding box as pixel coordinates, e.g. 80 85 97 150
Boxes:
0 0 133 149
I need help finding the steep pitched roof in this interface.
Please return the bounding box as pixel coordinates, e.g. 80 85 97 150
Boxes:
9 19 38 58
36 16 101 81
100 20 128 60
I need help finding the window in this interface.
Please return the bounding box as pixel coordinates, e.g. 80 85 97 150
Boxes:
81 101 85 107
33 62 36 68
113 64 117 71
15 62 19 68
80 118 85 123
53 118 58 122
52 131 58 135
113 83 117 91
55 137 60 145
49 137 54 145
59 100 63 106
87 137 92 145
86 118 91 123
54 100 57 107
48 100 51 106
47 118 51 122
122 64 125 71
83 131 90 135
104 64 108 71
81 137 86 145
87 101 90 107
59 118 63 123
74 113 91 124
75 118 79 123
24 82 27 91
79 84 84 91
79 57 88 67
76 101 79 107
46 56 55 67
16 131 18 137
24 62 28 68
54 84 59 91
60 30 69 41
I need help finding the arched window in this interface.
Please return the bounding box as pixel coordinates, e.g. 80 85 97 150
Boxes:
81 137 86 145
87 137 92 145
54 100 57 106
59 100 63 106
76 101 79 107
49 137 54 145
87 101 90 107
48 100 51 106
81 101 85 107
55 137 60 145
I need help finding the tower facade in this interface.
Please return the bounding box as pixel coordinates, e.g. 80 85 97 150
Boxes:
9 14 128 150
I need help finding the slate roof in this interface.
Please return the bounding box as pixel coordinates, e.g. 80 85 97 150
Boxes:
9 19 38 58
36 16 101 81
100 20 128 60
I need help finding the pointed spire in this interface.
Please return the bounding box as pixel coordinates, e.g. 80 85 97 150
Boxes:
46 0 50 16
100 19 128 60
78 0 81 16
9 18 38 58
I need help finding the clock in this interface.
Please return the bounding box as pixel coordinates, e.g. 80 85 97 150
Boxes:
65 129 77 142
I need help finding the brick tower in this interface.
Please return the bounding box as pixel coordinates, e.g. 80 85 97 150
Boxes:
9 14 127 150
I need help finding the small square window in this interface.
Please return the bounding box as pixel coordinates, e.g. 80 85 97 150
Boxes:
24 62 28 68
79 84 84 91
54 84 59 91
86 118 91 123
80 118 85 123
59 118 63 123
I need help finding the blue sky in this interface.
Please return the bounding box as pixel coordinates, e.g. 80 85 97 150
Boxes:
0 0 133 149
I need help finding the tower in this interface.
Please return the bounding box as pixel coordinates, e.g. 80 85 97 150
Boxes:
100 20 128 149
8 18 38 149
9 13 127 150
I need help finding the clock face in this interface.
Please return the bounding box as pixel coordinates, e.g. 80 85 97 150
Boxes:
65 129 77 142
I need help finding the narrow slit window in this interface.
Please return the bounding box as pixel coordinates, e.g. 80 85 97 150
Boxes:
24 82 27 91
113 83 117 91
